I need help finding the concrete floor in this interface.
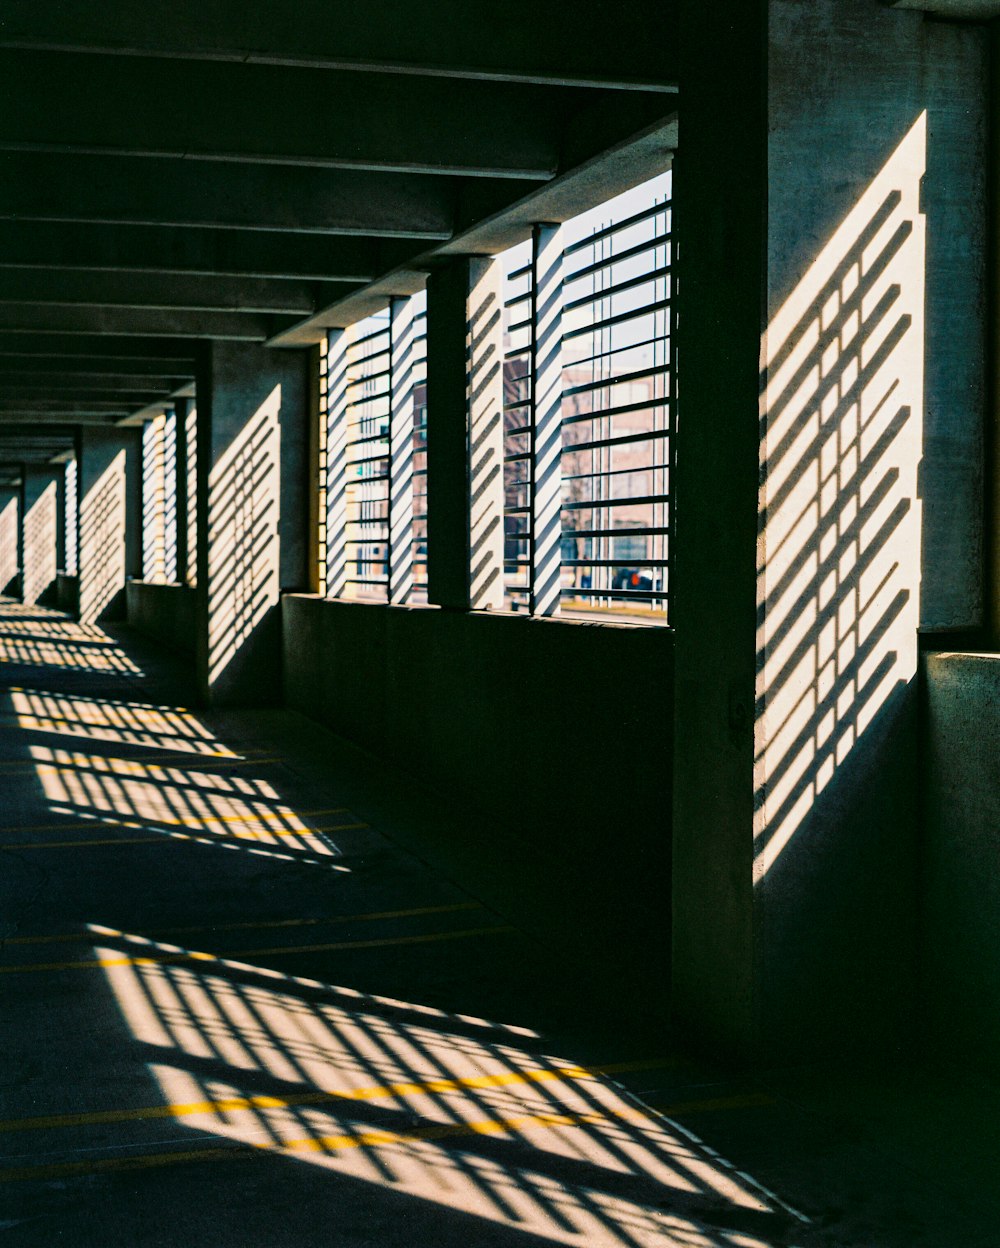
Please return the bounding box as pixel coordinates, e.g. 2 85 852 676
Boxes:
0 600 996 1247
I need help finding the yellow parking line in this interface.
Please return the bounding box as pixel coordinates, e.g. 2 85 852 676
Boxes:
0 820 367 851
6 901 482 946
0 1056 672 1136
0 1085 775 1186
1 807 354 835
0 755 285 778
0 923 517 975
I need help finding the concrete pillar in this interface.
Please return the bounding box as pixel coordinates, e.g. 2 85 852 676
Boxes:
194 340 310 706
77 426 142 624
426 256 504 610
306 344 323 595
21 465 61 606
324 330 350 600
468 258 505 611
63 455 78 576
671 0 985 1065
54 463 67 574
162 407 178 583
530 224 564 618
141 415 166 583
388 295 417 603
0 485 19 595
174 399 191 585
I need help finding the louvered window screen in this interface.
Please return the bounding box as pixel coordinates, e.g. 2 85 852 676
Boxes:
502 240 534 611
323 291 427 605
344 310 392 600
498 170 672 623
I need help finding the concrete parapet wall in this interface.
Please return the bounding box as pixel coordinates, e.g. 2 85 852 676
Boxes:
923 651 1000 1074
283 594 672 994
127 580 197 656
56 572 78 617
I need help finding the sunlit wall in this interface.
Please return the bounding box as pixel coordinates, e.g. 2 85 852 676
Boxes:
0 489 18 593
196 341 309 705
78 429 141 625
22 470 59 606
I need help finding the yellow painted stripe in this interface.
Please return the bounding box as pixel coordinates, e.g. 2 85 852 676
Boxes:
0 1057 671 1136
0 821 366 851
7 901 482 946
1 807 355 835
0 1087 773 1186
0 923 517 975
0 755 284 779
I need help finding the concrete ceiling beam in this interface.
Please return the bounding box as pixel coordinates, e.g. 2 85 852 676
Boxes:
0 412 123 425
0 388 175 405
0 0 679 91
0 223 416 283
0 270 347 316
0 52 579 179
0 334 196 361
0 152 467 239
0 305 274 341
0 367 187 388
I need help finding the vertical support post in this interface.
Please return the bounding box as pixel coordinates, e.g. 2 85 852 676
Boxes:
174 398 191 585
468 257 505 610
325 329 350 599
0 484 20 595
162 407 178 583
76 426 142 623
530 223 564 617
306 343 323 595
426 257 506 611
389 295 417 603
194 340 309 706
16 465 25 598
426 260 471 610
54 462 67 574
22 465 61 606
141 416 165 583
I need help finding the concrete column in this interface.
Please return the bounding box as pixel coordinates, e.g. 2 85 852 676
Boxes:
0 485 19 595
306 344 323 595
54 463 67 573
77 426 142 623
388 295 417 603
671 0 986 1066
468 257 505 611
141 415 166 583
530 224 564 618
194 340 310 706
21 466 60 606
63 454 79 577
174 399 191 585
426 256 504 611
325 330 350 599
162 407 178 583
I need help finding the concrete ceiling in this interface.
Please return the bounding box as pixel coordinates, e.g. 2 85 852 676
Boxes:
890 0 1000 15
0 1 680 442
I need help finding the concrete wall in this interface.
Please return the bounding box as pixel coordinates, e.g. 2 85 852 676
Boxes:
56 572 78 617
126 581 197 656
923 652 1000 1075
673 0 987 1064
283 595 672 990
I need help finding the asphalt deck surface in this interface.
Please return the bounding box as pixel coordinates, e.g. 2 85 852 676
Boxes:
0 599 997 1247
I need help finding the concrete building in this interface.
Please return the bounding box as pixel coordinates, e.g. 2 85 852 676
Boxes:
1 2 1000 1243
